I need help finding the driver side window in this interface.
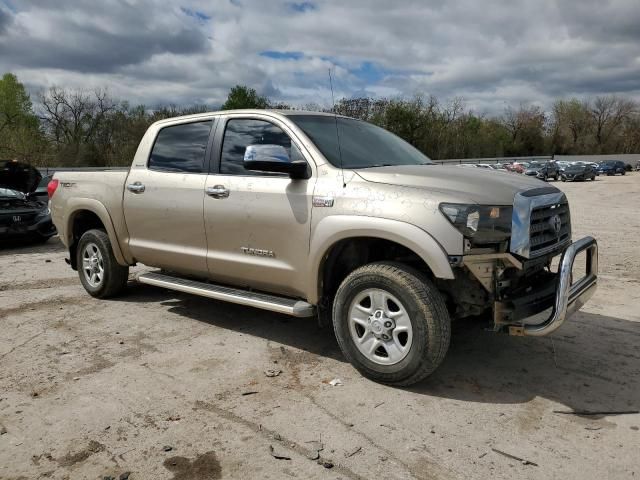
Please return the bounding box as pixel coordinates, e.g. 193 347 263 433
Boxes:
220 119 303 176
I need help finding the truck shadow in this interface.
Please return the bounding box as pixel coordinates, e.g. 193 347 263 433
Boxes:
413 312 640 416
123 284 639 414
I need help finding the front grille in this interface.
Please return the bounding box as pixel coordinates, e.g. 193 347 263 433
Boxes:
529 202 571 256
0 212 38 227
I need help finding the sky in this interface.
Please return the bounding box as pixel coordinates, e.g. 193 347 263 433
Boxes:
1 0 639 115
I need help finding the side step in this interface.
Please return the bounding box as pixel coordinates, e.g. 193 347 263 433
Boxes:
136 271 315 318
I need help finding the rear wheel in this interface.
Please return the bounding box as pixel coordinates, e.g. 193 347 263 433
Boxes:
332 262 451 386
76 229 129 298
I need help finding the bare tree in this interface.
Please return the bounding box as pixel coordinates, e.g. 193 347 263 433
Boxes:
589 95 636 150
39 87 116 149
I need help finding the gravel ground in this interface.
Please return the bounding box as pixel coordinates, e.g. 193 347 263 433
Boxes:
1 173 639 480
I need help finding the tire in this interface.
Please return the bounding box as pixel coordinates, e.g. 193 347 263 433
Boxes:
76 229 129 298
554 174 559 181
561 177 566 182
332 262 451 386
621 170 626 176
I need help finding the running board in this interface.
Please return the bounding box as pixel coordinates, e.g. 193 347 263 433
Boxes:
136 271 315 317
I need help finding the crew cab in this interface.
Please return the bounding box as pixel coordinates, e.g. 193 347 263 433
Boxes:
49 110 598 386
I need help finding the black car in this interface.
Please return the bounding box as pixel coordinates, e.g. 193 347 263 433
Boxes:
0 160 57 243
597 160 626 176
524 161 559 181
561 163 597 182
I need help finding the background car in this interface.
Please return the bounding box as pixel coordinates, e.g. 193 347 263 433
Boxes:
31 174 53 202
0 160 56 243
597 160 626 175
555 161 571 173
524 161 559 181
509 161 529 173
561 163 597 182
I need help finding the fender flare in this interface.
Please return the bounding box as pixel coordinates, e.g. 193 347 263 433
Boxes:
64 198 128 266
306 215 455 303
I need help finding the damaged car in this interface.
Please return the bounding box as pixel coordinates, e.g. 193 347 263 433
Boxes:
0 160 57 243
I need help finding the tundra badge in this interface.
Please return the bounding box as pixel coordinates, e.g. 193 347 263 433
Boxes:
241 247 275 257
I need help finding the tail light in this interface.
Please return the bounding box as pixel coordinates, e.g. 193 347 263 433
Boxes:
47 179 59 198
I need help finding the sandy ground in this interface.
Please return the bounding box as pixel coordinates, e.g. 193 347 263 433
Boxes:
1 173 639 480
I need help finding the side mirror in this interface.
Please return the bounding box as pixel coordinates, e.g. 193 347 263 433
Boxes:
243 145 309 179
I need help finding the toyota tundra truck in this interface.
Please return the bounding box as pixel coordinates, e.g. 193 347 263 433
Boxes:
49 110 598 386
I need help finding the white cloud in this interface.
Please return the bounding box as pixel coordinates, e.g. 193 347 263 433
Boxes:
1 0 639 114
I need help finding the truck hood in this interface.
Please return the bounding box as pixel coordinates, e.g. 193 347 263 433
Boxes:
355 165 557 204
0 160 42 194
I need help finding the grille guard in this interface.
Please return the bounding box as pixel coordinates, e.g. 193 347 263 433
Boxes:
509 236 598 336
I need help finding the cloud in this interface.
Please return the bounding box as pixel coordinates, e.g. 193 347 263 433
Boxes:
0 4 13 34
0 0 638 114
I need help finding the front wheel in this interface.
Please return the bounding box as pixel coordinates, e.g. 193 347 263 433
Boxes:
561 176 566 182
76 229 129 298
332 262 451 386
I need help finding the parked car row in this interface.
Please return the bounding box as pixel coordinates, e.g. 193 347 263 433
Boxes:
497 159 631 182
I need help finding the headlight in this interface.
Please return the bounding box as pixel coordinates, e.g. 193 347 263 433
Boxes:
439 203 512 245
36 206 51 218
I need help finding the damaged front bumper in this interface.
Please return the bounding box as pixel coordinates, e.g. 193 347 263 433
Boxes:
511 236 598 336
463 236 598 337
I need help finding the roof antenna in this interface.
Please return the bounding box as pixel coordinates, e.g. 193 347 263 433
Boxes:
328 68 346 188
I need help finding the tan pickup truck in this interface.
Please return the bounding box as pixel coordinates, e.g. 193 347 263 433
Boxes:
49 110 598 386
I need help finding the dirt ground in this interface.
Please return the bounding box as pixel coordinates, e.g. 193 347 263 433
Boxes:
1 173 639 480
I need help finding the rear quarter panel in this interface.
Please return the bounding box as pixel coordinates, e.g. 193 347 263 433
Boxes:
50 171 132 264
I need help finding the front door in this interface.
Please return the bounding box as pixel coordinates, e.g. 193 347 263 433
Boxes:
123 119 214 276
204 116 315 298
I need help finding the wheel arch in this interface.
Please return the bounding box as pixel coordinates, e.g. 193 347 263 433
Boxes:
65 199 128 269
307 216 455 304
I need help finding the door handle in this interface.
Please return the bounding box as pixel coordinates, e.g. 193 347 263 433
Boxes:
206 185 230 198
127 182 145 193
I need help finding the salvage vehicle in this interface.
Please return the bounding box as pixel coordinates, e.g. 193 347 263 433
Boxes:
0 161 56 243
524 161 559 181
49 110 598 386
598 160 626 176
561 163 597 182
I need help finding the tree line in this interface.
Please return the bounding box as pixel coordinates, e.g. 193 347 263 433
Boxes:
1 73 638 167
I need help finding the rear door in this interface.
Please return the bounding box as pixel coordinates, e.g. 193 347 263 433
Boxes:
203 115 315 298
123 118 215 276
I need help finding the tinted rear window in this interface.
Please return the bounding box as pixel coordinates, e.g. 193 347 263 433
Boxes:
149 121 212 173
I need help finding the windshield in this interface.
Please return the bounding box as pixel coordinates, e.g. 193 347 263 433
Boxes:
0 187 26 199
288 115 432 169
37 176 52 188
528 162 543 168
